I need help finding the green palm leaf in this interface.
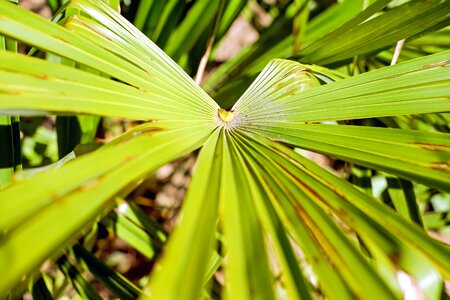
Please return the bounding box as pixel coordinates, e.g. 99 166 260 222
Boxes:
143 132 221 300
233 54 450 122
0 0 218 119
255 124 450 191
0 122 214 295
0 0 449 299
233 57 450 190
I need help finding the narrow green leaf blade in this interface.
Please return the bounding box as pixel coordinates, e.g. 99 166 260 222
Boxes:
0 122 214 297
252 124 450 191
142 131 221 300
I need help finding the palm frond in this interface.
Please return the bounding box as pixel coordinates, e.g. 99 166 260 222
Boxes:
0 0 449 299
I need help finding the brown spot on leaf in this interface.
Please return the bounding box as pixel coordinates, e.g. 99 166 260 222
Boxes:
389 252 401 264
50 191 58 201
338 208 348 217
276 82 286 89
123 155 134 163
81 178 101 191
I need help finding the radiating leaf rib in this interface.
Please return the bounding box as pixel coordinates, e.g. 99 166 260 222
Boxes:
267 138 445 299
66 0 216 107
250 124 450 191
232 131 398 299
142 131 221 300
234 53 449 124
207 0 448 102
0 51 214 120
237 144 355 299
243 132 450 281
236 131 447 298
0 122 213 231
61 15 212 114
0 1 448 299
0 122 214 297
229 133 313 300
0 4 146 88
0 0 218 117
220 131 276 300
230 56 449 192
232 59 320 114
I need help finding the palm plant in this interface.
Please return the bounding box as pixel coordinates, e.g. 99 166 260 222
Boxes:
0 0 449 299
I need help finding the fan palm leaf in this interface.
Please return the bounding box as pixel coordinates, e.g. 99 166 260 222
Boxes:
0 0 449 299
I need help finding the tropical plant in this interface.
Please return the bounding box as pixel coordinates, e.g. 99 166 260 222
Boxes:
0 0 449 299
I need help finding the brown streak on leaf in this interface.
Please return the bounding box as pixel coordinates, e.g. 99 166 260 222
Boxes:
268 143 350 202
139 126 165 134
383 74 401 80
30 73 49 80
430 162 449 172
412 142 450 151
53 36 69 44
68 16 112 42
422 60 450 69
274 158 329 208
118 126 165 144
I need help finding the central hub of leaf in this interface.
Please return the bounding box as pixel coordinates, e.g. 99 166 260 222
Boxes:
218 108 235 123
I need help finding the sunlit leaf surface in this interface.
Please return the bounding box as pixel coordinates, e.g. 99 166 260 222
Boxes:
0 0 449 299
